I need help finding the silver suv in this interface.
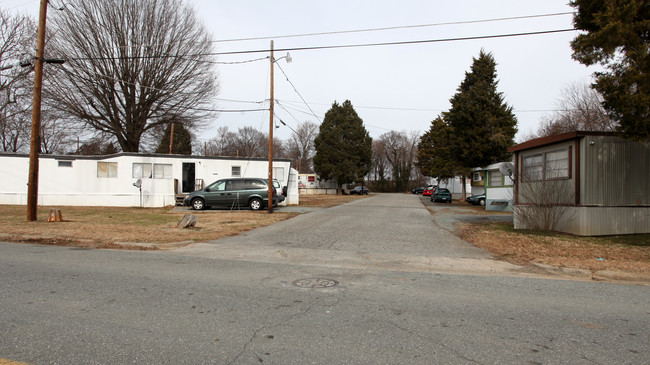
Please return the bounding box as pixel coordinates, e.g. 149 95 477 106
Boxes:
183 178 277 210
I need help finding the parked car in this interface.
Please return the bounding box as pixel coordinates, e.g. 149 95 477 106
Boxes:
423 185 435 196
411 186 426 194
431 188 452 203
466 194 486 206
183 178 277 210
349 186 370 195
272 179 286 203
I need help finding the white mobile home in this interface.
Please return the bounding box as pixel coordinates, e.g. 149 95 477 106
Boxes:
474 162 514 211
0 153 297 208
436 176 471 200
297 173 338 195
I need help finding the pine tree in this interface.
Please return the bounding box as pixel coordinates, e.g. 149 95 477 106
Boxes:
313 100 372 194
416 116 461 180
570 0 650 140
156 123 192 155
445 50 517 169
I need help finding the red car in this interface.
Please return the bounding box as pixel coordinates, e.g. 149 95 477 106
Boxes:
422 185 435 196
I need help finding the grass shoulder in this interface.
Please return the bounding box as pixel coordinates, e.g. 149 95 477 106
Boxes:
457 219 650 273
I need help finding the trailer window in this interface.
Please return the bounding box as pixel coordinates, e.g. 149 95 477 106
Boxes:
98 162 117 178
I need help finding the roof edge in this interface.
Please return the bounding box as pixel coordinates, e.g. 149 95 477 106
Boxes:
0 151 291 163
508 131 617 153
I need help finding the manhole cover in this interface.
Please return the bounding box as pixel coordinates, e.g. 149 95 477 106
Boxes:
292 278 339 288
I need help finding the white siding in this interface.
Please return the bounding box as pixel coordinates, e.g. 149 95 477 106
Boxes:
0 154 292 208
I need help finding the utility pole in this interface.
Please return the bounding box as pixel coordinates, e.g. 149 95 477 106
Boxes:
26 0 49 221
268 40 274 213
168 122 175 154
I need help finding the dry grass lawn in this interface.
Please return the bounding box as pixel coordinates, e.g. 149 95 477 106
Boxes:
0 194 370 250
0 205 298 250
457 221 650 273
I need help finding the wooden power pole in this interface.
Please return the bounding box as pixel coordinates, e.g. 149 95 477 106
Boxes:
26 0 49 221
268 40 275 213
168 122 175 154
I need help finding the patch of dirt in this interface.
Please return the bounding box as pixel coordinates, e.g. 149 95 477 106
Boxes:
457 221 650 273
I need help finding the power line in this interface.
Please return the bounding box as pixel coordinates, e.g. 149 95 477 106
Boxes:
212 12 575 43
66 28 576 61
212 29 576 56
275 62 322 123
61 70 266 114
215 97 265 105
279 99 444 113
214 56 269 65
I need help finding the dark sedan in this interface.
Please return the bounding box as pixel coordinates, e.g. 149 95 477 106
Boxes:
466 194 486 206
349 186 370 195
411 186 426 194
431 188 452 203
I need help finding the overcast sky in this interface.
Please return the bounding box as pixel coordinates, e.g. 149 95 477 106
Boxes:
4 0 599 145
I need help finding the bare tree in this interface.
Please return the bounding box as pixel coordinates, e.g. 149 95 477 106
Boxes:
231 126 266 158
39 110 74 154
378 130 419 192
532 82 616 139
286 121 318 173
272 136 286 160
370 139 390 190
46 0 219 152
205 126 236 156
0 10 35 152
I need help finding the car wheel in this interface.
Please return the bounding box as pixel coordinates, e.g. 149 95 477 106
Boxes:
191 198 205 210
249 197 263 211
479 199 485 206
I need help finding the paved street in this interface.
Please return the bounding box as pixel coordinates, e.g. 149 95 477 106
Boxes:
1 194 648 364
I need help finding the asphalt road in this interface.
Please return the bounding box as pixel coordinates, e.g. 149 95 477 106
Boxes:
1 194 648 364
174 194 517 275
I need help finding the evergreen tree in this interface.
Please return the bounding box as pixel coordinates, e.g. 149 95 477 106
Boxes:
313 100 372 194
156 123 192 155
416 116 461 180
570 0 650 140
445 50 517 169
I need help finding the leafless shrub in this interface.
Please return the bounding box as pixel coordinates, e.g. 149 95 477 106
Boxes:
514 174 575 232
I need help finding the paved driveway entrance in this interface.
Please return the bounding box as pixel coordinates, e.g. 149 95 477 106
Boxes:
175 193 519 275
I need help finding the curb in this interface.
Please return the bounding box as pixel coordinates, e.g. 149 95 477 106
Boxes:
115 241 194 249
530 262 650 284
592 270 650 284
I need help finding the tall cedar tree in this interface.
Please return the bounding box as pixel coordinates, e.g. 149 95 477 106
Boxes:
416 116 461 180
445 50 517 169
156 123 192 155
313 100 372 194
570 0 650 140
